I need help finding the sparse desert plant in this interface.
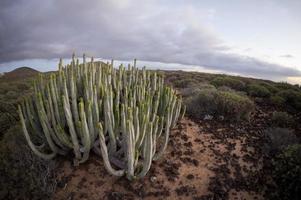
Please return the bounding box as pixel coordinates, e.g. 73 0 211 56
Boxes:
6 91 18 99
264 128 298 154
277 89 301 110
0 125 57 200
276 82 300 91
185 89 254 121
270 95 286 106
18 54 185 180
172 78 198 88
185 88 218 118
0 101 18 136
247 84 271 98
211 76 246 91
272 144 301 200
271 111 294 127
258 82 279 94
216 91 254 121
180 87 201 98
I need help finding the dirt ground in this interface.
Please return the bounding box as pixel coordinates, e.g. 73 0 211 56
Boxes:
54 109 269 200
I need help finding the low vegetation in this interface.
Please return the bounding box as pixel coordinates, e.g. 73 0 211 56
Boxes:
272 144 301 200
247 83 271 98
211 76 246 91
0 125 57 200
271 111 294 128
185 88 254 121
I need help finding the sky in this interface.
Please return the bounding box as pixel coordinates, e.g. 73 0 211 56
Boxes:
0 0 301 84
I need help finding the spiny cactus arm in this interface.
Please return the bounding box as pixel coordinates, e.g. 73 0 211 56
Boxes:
35 93 65 154
126 119 135 180
136 121 153 178
70 70 79 123
179 105 186 121
153 105 173 161
78 100 91 163
62 95 82 162
136 113 147 148
55 125 73 149
50 75 61 124
151 116 159 157
18 105 56 159
171 98 182 128
157 116 165 138
104 90 117 154
87 101 96 143
133 107 140 142
24 98 42 138
97 123 125 176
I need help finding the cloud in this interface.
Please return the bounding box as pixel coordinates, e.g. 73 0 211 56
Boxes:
280 54 294 58
0 0 300 79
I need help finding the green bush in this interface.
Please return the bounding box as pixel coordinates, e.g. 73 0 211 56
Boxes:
270 95 286 106
216 91 254 121
247 84 271 98
271 111 294 127
277 89 301 110
276 82 300 91
265 128 298 154
185 89 254 121
0 125 57 200
258 82 279 93
272 144 301 200
211 76 246 91
198 83 216 90
173 78 199 88
185 88 218 118
16 82 30 91
5 91 18 99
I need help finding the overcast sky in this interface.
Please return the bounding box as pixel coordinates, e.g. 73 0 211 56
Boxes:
0 0 301 83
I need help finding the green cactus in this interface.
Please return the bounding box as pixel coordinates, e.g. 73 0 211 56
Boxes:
18 54 185 179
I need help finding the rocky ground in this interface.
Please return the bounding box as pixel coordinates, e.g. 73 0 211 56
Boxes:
54 105 273 200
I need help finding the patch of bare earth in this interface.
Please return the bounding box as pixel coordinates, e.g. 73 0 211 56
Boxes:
54 115 266 200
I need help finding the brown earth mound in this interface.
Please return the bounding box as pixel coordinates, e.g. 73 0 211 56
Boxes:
1 67 39 80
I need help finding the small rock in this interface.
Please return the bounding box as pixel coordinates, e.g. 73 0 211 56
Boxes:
150 176 157 183
204 115 213 120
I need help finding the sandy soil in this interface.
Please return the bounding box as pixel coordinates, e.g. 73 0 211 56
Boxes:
54 117 265 200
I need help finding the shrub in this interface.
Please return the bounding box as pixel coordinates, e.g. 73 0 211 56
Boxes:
264 128 298 154
180 87 201 98
5 91 18 99
198 83 216 90
173 78 198 88
16 82 30 91
247 84 271 97
270 95 286 106
272 144 301 200
258 82 279 93
185 88 218 118
276 82 300 91
185 89 254 121
215 91 254 121
0 125 57 200
211 76 246 91
271 111 293 127
277 89 301 110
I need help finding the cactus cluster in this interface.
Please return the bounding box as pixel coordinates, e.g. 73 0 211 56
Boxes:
18 54 185 179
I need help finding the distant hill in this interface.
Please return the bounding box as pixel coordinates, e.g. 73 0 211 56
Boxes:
1 67 40 81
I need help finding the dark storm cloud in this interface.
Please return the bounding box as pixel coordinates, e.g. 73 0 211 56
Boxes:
0 0 300 78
